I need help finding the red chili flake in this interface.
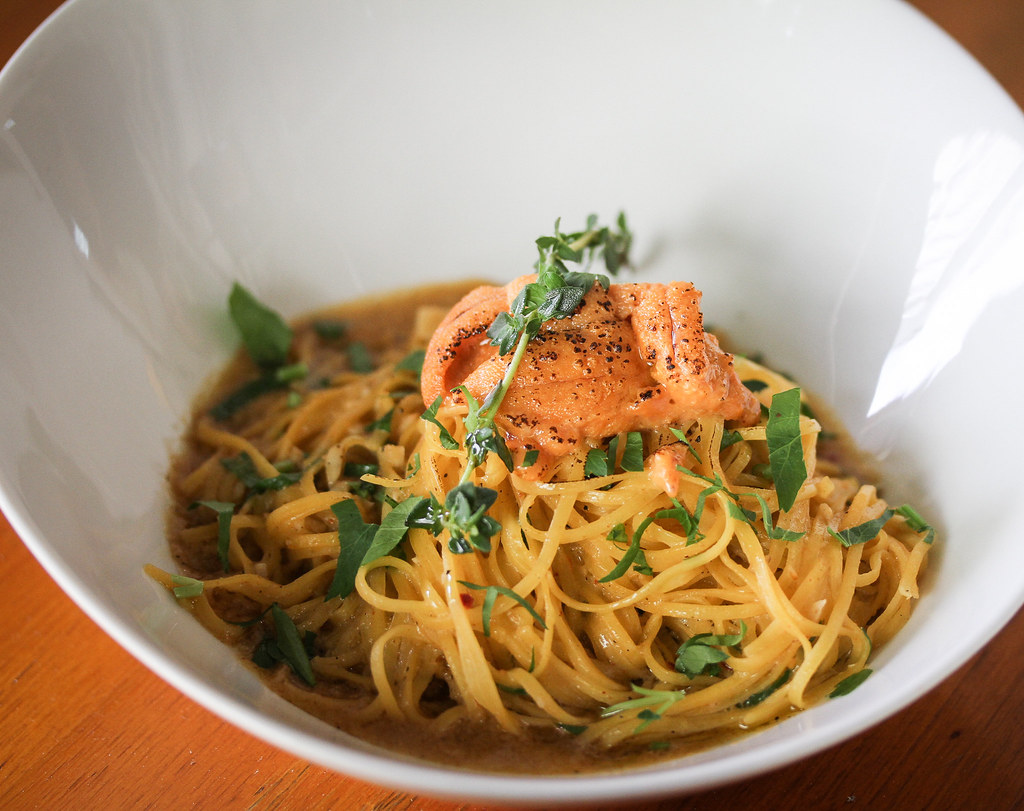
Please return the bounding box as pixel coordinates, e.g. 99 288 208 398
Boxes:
460 592 475 608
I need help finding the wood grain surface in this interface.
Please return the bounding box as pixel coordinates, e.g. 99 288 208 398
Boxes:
3 2 1023 809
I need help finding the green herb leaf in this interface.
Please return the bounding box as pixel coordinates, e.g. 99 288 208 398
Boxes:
828 508 895 547
458 581 546 636
618 432 644 472
442 483 502 554
895 503 936 544
395 348 426 376
367 408 394 433
170 574 205 598
522 449 540 468
193 499 235 572
584 447 611 478
460 385 514 471
325 500 378 600
601 685 686 732
312 319 346 341
675 622 746 678
421 395 460 450
751 493 806 542
360 498 421 565
346 341 375 373
668 426 701 462
221 452 302 494
720 429 743 450
765 388 808 512
599 515 654 582
737 668 792 708
253 602 313 684
828 668 873 698
228 282 293 369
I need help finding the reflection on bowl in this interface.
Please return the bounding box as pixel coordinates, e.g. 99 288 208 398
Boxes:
2 0 1024 804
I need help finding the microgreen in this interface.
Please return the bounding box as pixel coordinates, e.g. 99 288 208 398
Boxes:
720 428 743 450
600 494 706 582
828 508 895 548
522 449 540 468
765 388 808 512
675 621 747 678
252 603 316 686
458 581 546 636
828 668 873 698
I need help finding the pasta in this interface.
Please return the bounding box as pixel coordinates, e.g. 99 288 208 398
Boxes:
150 278 933 773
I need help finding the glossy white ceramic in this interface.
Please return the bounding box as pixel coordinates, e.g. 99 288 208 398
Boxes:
2 0 1024 804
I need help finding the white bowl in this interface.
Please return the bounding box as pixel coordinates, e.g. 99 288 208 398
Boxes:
3 0 1024 804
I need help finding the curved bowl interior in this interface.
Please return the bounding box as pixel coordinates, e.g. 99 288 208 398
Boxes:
2 0 1024 803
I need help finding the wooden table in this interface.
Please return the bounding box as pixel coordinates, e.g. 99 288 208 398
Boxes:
3 2 1024 809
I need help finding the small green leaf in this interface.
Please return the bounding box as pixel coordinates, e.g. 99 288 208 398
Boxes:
668 427 701 462
347 342 375 373
829 668 872 698
766 388 808 512
325 500 378 600
584 448 611 478
170 574 204 598
895 504 936 544
268 603 316 686
395 348 426 376
737 668 792 708
221 452 302 494
751 493 806 542
675 622 746 678
228 282 293 368
720 429 743 450
458 581 546 637
192 499 235 572
618 432 644 472
367 408 394 433
360 498 421 566
599 515 654 583
421 395 459 450
522 449 540 468
312 319 346 341
828 509 895 547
